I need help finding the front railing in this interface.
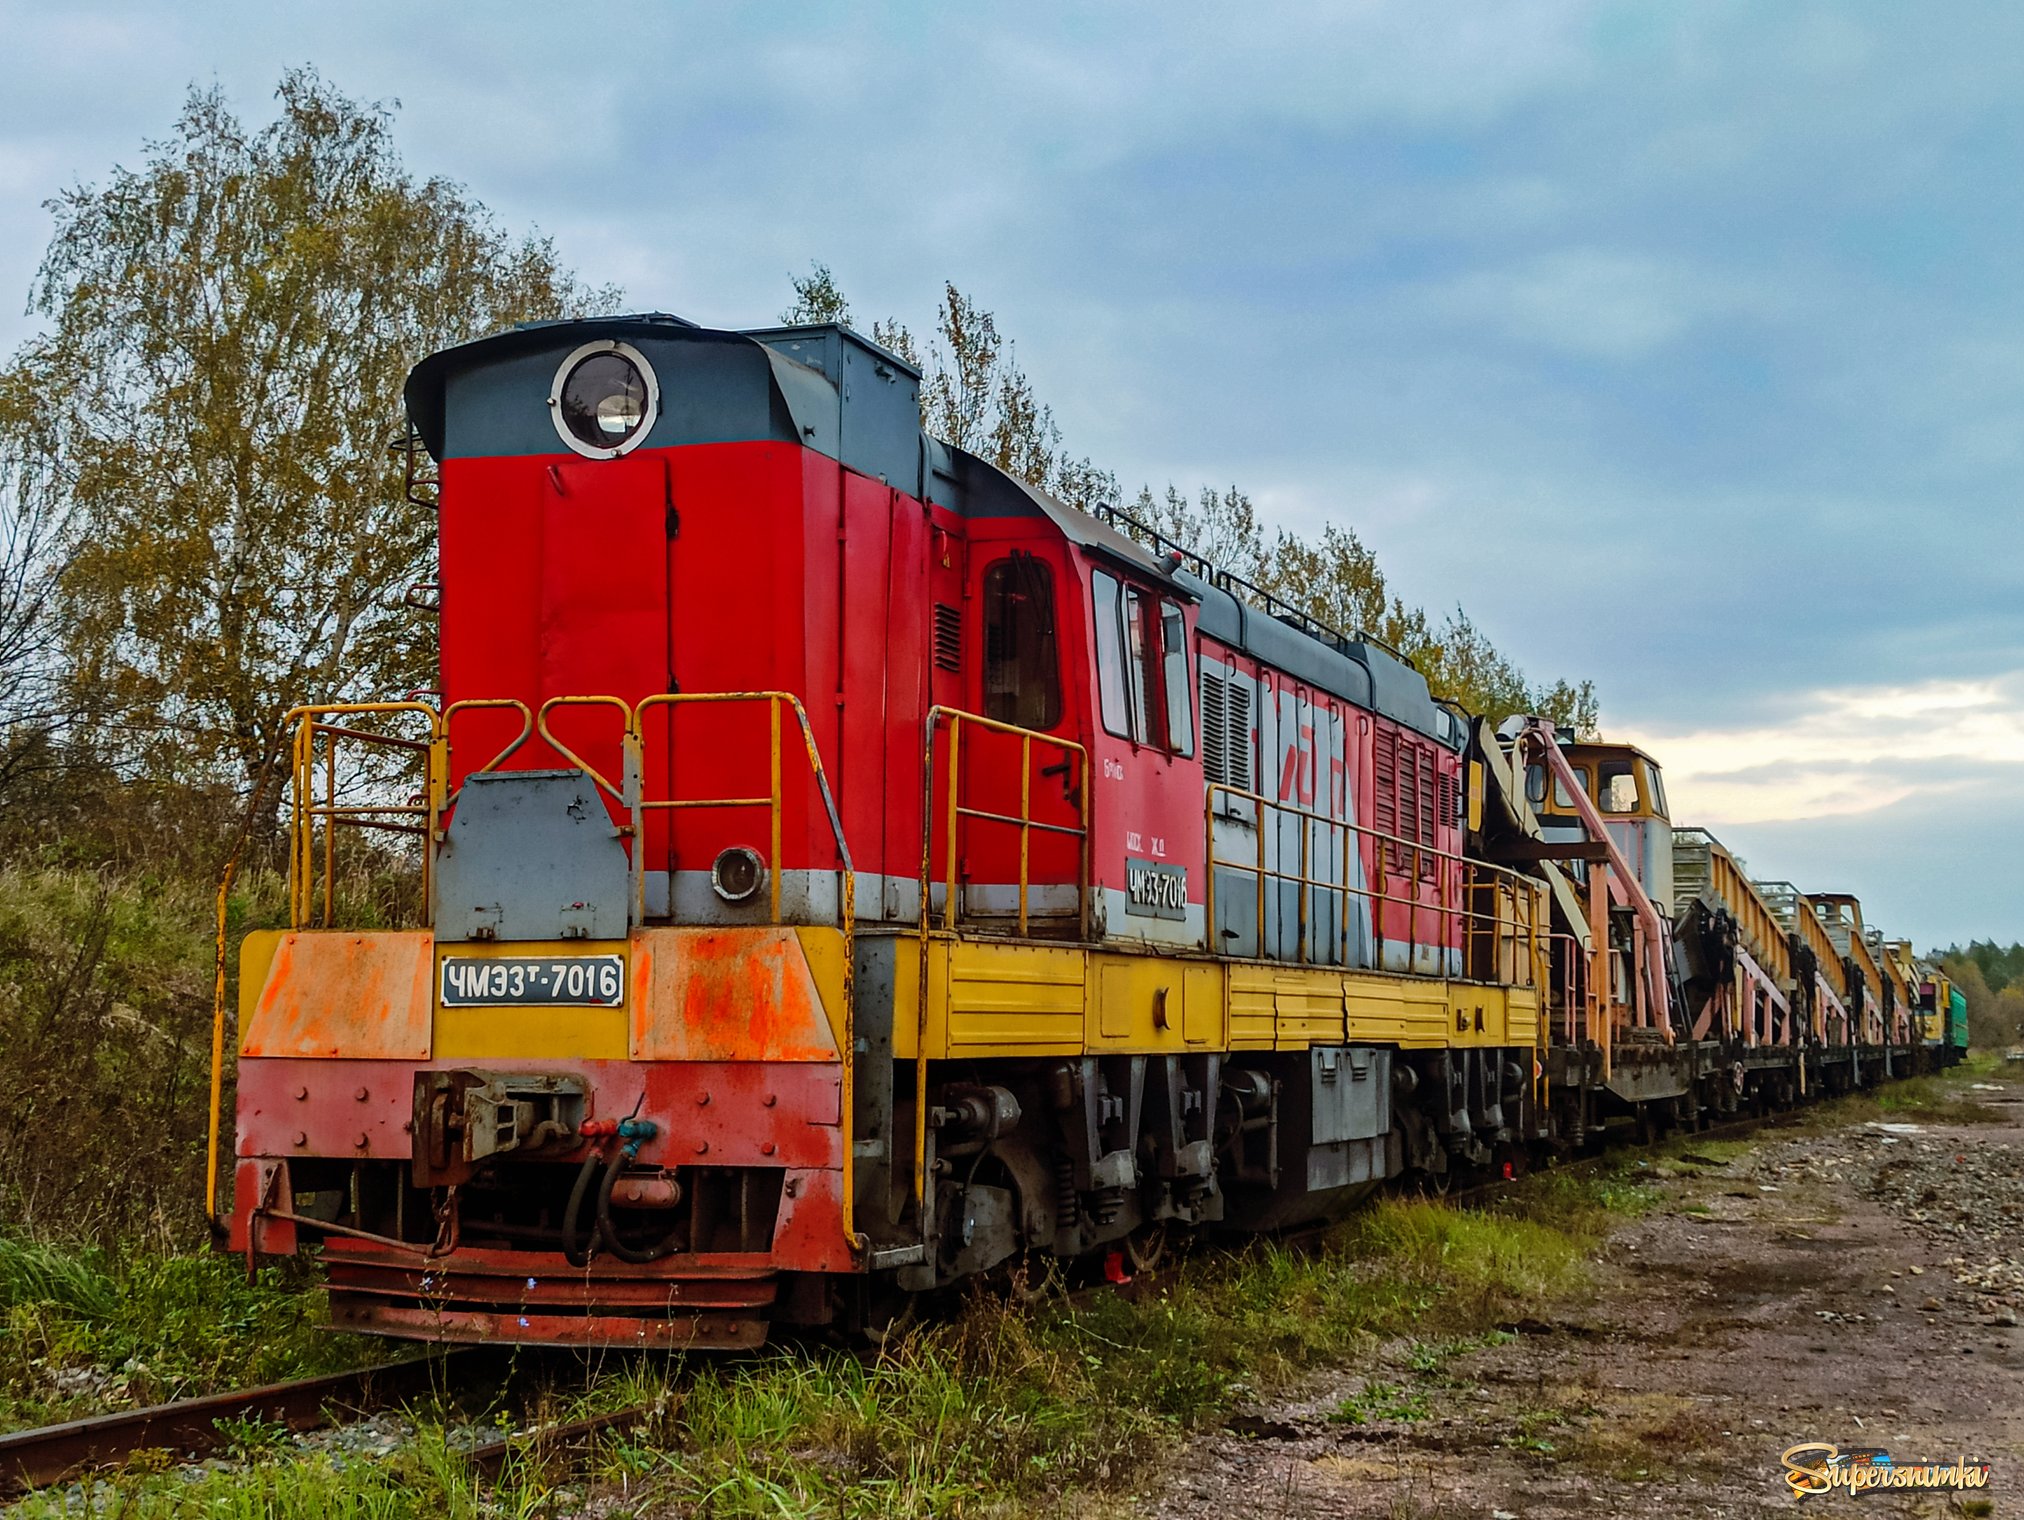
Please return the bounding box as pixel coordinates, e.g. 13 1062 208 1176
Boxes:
1204 783 1549 988
220 691 865 1244
285 702 443 931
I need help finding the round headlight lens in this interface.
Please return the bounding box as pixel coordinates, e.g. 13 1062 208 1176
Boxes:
557 352 649 451
711 846 766 905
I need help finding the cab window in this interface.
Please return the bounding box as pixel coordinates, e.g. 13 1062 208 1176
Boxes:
1092 569 1193 754
1597 759 1639 814
1643 763 1668 818
1160 601 1194 757
982 553 1062 730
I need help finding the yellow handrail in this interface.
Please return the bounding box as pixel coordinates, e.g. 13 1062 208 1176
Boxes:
535 695 635 807
1203 781 1546 987
215 687 863 1250
913 707 1091 1211
631 690 859 1246
210 700 438 1225
440 698 535 810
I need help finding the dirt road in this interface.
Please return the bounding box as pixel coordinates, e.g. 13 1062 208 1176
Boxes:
1148 1078 2024 1518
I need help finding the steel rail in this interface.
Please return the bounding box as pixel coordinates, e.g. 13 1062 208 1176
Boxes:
0 1352 470 1497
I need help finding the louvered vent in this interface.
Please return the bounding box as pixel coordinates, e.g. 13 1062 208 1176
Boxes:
1374 726 1399 868
1200 671 1254 790
1201 671 1230 783
1437 770 1462 829
932 603 962 672
1227 681 1252 791
1417 746 1439 876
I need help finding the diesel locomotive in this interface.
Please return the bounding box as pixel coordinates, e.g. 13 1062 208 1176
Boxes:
215 313 1964 1348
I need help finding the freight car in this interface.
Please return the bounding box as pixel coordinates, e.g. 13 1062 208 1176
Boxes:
215 313 1951 1348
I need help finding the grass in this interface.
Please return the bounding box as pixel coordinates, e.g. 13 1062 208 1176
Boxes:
1331 1380 1432 1425
7 1160 1662 1518
0 1234 376 1431
1794 1054 2011 1133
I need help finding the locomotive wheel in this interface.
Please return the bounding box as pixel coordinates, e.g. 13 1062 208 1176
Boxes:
1003 1248 1064 1303
859 1281 919 1348
1124 1221 1169 1274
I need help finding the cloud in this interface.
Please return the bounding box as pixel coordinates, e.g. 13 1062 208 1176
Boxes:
1413 249 1751 361
1616 672 2024 825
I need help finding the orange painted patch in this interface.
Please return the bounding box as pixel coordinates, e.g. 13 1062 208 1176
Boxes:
632 927 838 1062
242 931 434 1061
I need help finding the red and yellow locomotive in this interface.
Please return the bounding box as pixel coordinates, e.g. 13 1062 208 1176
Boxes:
219 314 1936 1348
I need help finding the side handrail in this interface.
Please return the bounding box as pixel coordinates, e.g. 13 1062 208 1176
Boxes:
285 703 441 930
1203 780 1547 988
916 706 1091 940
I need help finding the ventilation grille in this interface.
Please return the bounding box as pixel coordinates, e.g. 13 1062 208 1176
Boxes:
1437 770 1463 830
1200 670 1253 790
1374 726 1399 861
932 603 962 672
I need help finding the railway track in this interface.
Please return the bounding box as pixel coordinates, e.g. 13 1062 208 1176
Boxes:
0 1355 458 1497
0 1107 1817 1496
0 1349 655 1500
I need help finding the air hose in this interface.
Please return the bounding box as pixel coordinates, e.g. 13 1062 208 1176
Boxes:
595 1149 684 1264
561 1147 605 1267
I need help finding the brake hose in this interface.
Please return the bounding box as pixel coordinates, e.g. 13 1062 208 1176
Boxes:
595 1150 684 1264
561 1147 605 1267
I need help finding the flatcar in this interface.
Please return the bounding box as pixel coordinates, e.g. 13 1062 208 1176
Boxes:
215 313 1949 1348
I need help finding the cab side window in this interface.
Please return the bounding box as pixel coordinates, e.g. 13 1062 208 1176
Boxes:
1092 569 1193 754
982 553 1062 730
1597 759 1639 814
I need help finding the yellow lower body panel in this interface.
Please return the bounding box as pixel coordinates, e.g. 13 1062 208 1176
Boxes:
900 935 1540 1060
434 1003 629 1061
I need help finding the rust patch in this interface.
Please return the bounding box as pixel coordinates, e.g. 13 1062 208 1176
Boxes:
632 927 838 1062
241 931 434 1061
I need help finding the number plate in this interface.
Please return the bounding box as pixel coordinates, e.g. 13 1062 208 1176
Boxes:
439 954 625 1008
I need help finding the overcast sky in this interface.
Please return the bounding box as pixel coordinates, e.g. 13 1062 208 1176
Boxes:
2 1 2017 948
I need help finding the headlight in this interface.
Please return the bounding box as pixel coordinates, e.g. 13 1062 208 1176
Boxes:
710 846 766 905
549 341 658 458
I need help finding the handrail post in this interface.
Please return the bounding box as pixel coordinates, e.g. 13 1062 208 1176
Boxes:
1296 807 1310 965
943 721 961 932
768 698 783 924
1408 846 1419 969
1205 787 1218 954
1339 816 1350 966
623 726 645 928
1018 731 1032 937
1254 796 1267 957
322 740 337 928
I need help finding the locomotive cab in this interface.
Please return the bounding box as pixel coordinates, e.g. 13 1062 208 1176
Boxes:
1525 740 1673 910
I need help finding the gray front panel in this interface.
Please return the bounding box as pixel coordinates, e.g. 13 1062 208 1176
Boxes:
435 769 632 941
